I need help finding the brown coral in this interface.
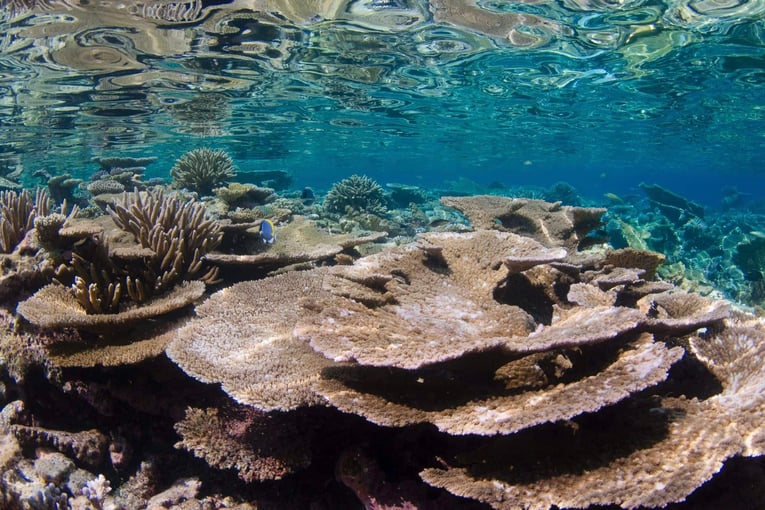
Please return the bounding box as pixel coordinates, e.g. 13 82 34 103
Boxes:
318 333 682 435
206 215 387 273
174 405 310 482
297 230 571 369
10 425 107 469
420 321 765 510
163 220 758 510
166 270 334 411
0 189 49 253
441 195 605 250
17 280 204 332
108 189 222 296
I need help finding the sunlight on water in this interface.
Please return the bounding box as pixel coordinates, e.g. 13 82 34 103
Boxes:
0 0 762 200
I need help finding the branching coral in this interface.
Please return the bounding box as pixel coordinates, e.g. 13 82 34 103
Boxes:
323 174 387 216
170 148 236 196
108 189 222 297
0 189 50 253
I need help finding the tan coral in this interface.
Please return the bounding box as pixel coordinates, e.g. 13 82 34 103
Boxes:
174 406 310 482
420 321 765 510
10 425 107 469
298 231 547 369
604 247 666 280
45 317 187 368
166 270 335 411
17 280 204 332
318 333 682 435
638 290 730 333
206 215 386 270
440 195 605 250
567 282 616 307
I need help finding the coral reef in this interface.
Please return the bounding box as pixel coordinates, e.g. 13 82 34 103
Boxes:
323 174 387 216
441 195 606 250
170 148 236 196
174 405 310 482
166 196 765 509
2 192 765 509
0 188 49 253
213 183 276 209
107 189 222 295
206 215 387 276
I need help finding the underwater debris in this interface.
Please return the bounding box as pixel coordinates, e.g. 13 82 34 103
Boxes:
323 174 388 216
170 148 236 196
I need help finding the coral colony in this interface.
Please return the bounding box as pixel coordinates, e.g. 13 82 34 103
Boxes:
0 158 764 509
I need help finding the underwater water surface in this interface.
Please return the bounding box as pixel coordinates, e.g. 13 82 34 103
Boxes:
0 0 763 205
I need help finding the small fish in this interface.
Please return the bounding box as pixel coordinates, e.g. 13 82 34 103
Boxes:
260 219 277 244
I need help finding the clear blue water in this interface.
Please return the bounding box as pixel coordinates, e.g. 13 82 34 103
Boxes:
0 0 764 206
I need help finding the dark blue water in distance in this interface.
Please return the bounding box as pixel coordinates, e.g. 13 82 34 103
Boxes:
1 0 764 209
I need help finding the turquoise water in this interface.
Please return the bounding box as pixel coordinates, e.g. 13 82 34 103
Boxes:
1 0 764 205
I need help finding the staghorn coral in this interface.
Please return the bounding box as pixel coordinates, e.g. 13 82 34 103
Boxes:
108 189 222 298
170 148 236 196
0 188 50 253
323 174 387 216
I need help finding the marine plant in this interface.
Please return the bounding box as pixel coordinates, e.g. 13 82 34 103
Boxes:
170 148 236 196
323 174 387 216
